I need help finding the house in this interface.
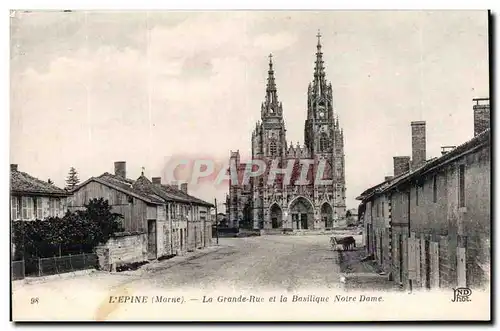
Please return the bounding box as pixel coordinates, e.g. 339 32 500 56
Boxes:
216 213 228 227
69 162 167 268
346 208 359 226
147 177 214 253
69 161 214 270
357 98 491 290
10 164 72 259
10 164 71 222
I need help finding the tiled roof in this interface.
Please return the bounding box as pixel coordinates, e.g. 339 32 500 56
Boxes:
73 172 164 205
121 174 214 207
158 183 214 207
356 129 490 201
74 171 214 207
10 169 69 196
382 129 490 194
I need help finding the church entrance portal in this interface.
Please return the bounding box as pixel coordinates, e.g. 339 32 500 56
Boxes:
269 204 283 229
321 203 334 229
289 197 314 230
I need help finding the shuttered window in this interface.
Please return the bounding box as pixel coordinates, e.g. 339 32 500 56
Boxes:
459 165 465 207
35 197 43 219
22 197 34 220
11 197 19 220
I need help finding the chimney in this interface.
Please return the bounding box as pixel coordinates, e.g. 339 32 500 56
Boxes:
171 181 179 189
393 156 411 176
411 121 426 169
10 164 18 172
473 98 490 136
114 161 126 178
441 146 456 156
180 183 188 194
152 177 162 185
384 176 394 182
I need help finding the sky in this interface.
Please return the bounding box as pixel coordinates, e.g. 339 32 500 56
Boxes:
10 10 489 211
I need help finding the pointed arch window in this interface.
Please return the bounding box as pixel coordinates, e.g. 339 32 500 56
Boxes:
319 133 329 152
269 141 278 156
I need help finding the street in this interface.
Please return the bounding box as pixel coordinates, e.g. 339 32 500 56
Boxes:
138 235 344 291
12 234 359 321
13 234 489 322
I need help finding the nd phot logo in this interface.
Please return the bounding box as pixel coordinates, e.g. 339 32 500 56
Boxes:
451 287 472 302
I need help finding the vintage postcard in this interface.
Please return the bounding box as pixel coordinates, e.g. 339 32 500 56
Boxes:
10 10 491 321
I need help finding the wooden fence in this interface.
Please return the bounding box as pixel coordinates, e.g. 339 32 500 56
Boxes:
11 253 98 280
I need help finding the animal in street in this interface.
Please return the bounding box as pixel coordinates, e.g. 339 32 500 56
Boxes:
330 236 356 251
330 236 344 251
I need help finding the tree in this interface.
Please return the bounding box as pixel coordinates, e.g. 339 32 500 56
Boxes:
65 167 80 190
12 198 124 259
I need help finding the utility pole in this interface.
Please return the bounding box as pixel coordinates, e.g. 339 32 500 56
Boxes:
214 198 219 245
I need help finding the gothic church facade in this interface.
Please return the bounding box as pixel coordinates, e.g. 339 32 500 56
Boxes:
228 33 346 230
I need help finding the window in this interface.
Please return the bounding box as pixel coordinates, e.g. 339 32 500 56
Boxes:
35 197 43 219
376 203 380 217
319 133 329 152
22 197 34 220
415 186 419 206
269 141 277 156
433 175 437 203
382 201 385 217
49 198 60 217
11 197 19 220
459 165 465 207
60 199 66 215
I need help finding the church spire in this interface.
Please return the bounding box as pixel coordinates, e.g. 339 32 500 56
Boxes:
261 53 283 119
313 30 327 96
266 53 278 104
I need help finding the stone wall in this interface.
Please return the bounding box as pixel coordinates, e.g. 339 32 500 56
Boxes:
156 220 172 258
95 232 148 271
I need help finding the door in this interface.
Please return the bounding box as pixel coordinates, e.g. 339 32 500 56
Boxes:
366 225 370 252
380 235 384 265
293 214 299 229
399 235 403 282
147 220 157 260
180 229 184 251
425 240 431 289
272 217 278 228
301 213 308 230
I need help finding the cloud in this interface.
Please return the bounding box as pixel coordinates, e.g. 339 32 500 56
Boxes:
253 32 298 52
10 11 489 208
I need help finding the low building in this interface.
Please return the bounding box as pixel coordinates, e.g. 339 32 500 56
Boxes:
148 177 213 253
10 164 71 221
357 98 491 290
69 161 214 270
69 162 167 267
10 164 71 259
346 208 359 226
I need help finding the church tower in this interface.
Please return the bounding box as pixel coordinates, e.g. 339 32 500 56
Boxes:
252 54 287 160
304 31 346 219
229 32 346 231
251 54 288 229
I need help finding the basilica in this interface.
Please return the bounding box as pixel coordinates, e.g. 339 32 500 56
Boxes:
227 32 346 231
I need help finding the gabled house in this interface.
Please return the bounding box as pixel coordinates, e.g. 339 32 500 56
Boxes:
69 161 214 270
147 177 214 253
69 162 167 267
357 98 491 290
10 164 71 221
10 164 72 259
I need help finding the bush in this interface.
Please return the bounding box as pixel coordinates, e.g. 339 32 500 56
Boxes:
13 198 123 259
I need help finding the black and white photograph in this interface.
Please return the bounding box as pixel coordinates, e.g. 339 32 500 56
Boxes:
9 9 491 321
